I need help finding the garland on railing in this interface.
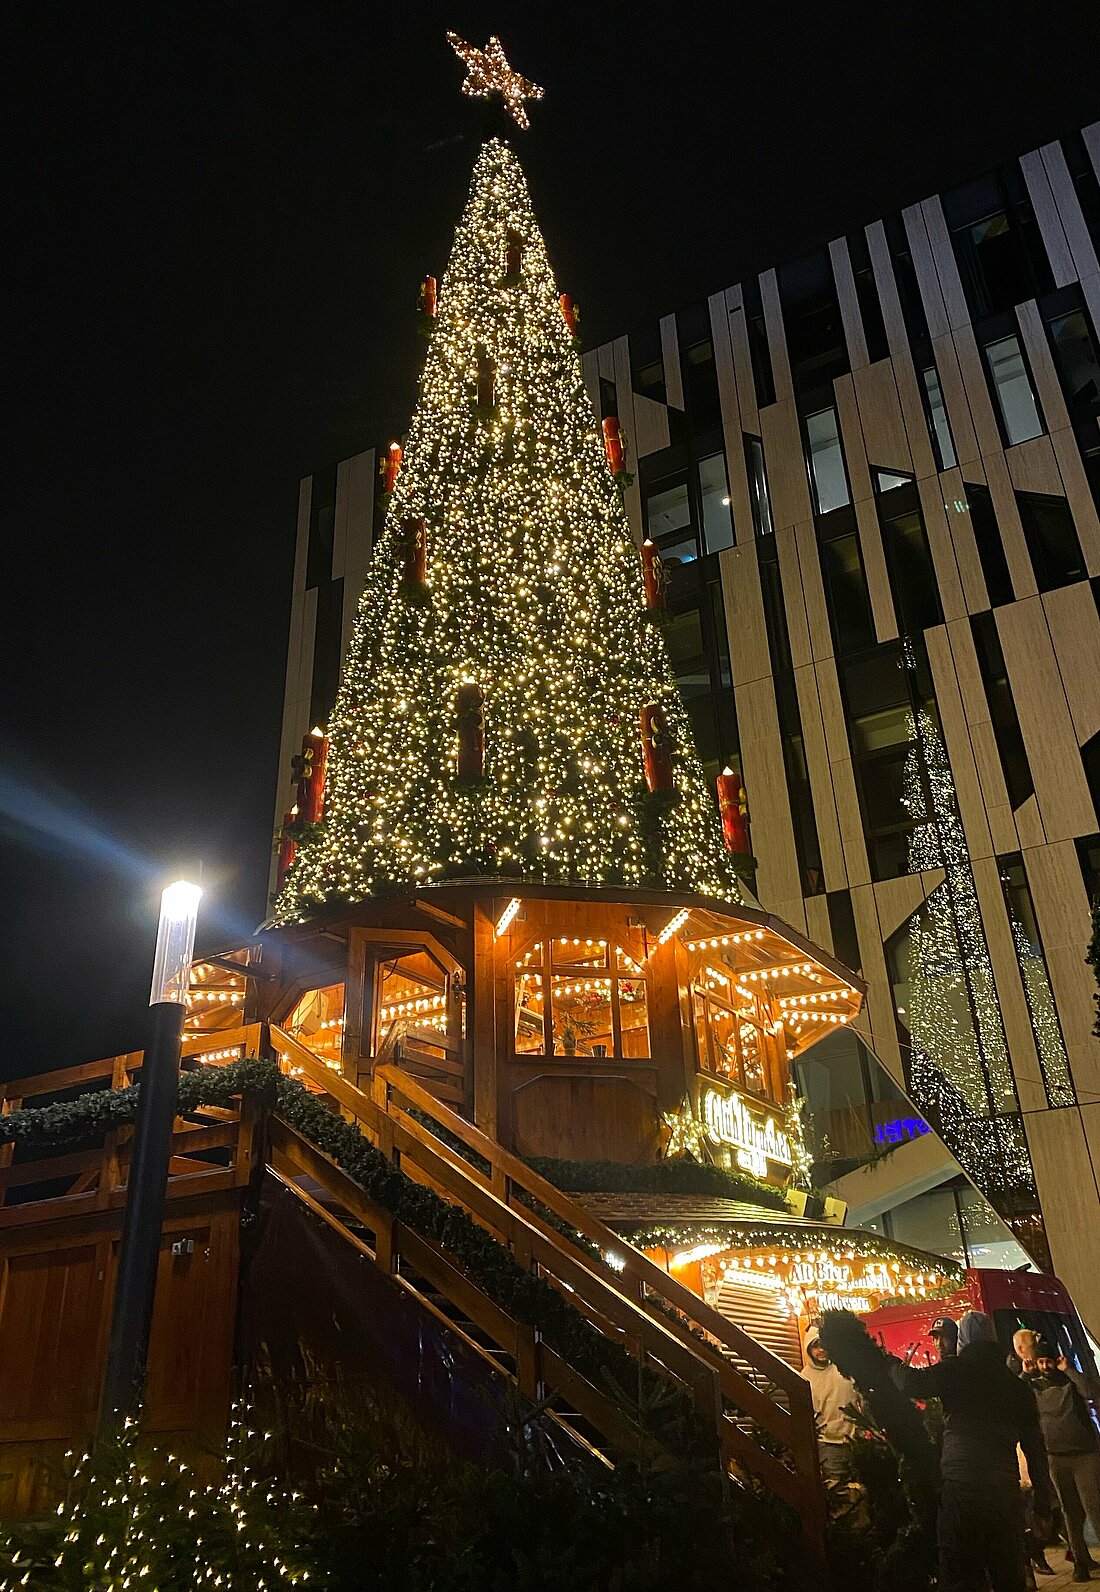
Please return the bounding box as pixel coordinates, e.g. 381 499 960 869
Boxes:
525 1155 788 1210
0 1060 718 1456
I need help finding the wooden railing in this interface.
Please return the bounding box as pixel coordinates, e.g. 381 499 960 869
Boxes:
269 1025 825 1561
375 1018 465 1106
0 1027 266 1226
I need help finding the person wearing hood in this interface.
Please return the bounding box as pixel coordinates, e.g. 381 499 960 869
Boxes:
1028 1342 1100 1582
896 1309 1052 1592
801 1320 861 1483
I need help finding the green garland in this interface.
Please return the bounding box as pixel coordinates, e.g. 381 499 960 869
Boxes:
1088 896 1099 1039
524 1155 787 1210
1 1060 715 1454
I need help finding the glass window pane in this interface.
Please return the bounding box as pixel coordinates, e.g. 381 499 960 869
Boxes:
921 365 957 469
746 437 774 537
876 470 911 493
999 855 1075 1107
618 978 650 1057
378 952 447 1044
957 1185 1033 1269
806 407 850 513
699 452 734 553
1048 309 1100 407
287 982 346 1071
645 480 691 537
888 1188 967 1267
985 335 1043 445
515 968 545 1054
1016 491 1086 591
820 530 875 651
552 975 613 1056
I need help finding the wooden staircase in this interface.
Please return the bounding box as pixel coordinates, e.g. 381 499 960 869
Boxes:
271 1025 826 1561
0 1026 825 1561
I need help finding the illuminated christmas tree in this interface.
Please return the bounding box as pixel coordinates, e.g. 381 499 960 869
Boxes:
275 140 740 920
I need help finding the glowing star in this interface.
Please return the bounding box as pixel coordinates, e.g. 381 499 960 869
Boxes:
446 32 544 130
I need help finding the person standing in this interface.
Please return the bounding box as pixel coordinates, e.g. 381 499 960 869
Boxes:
896 1310 1052 1592
801 1321 860 1485
1028 1342 1100 1582
931 1315 959 1362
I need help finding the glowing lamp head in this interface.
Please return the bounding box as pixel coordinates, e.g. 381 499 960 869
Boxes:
149 880 203 1007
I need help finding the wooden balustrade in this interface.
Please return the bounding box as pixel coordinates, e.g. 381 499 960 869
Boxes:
0 1026 267 1227
268 1025 825 1560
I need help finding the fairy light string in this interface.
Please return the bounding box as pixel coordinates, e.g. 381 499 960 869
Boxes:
275 140 739 921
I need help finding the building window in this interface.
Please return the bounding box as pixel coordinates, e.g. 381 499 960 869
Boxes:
644 477 697 566
1061 132 1100 253
841 639 951 882
1016 490 1086 591
662 575 739 785
964 484 1015 607
774 674 825 896
778 249 849 395
310 576 345 728
513 939 649 1059
758 539 793 675
306 464 337 589
630 325 665 403
971 612 1034 810
677 303 723 428
698 451 734 553
998 854 1075 1108
920 364 957 470
818 510 876 655
1076 832 1100 902
1045 304 1100 413
745 436 774 537
742 276 776 408
846 230 890 364
598 377 618 420
806 407 851 514
877 481 944 637
944 168 1053 320
883 213 931 348
983 334 1044 445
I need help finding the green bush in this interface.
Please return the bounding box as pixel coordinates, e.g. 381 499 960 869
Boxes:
525 1155 788 1210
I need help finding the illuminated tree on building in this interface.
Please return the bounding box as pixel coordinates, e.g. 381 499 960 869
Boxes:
897 684 1037 1216
274 140 740 921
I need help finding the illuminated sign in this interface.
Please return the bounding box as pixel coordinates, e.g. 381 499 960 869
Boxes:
874 1116 930 1146
715 1252 926 1319
701 1085 793 1178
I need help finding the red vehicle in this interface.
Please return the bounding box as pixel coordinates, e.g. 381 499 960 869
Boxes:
863 1268 1100 1393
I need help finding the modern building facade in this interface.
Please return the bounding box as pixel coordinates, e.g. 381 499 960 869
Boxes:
274 122 1100 1331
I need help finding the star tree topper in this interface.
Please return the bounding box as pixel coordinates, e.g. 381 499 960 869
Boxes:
446 31 544 129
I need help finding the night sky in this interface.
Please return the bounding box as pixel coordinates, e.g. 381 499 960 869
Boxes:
7 0 1100 1078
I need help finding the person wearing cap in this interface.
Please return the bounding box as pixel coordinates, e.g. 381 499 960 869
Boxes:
1027 1342 1100 1582
931 1316 959 1362
895 1309 1052 1592
800 1321 861 1485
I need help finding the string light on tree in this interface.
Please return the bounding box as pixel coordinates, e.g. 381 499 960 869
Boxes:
446 32 545 129
274 140 740 921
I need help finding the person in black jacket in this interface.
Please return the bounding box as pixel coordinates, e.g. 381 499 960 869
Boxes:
1029 1342 1100 1582
896 1310 1052 1592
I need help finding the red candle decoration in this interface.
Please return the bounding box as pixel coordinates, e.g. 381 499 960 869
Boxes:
717 769 751 855
455 683 485 780
275 808 298 891
295 728 329 824
602 415 626 478
380 441 402 494
640 702 674 793
399 515 428 588
418 274 437 318
476 347 496 410
559 293 580 337
641 538 667 611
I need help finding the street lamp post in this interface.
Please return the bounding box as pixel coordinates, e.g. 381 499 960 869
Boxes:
99 880 202 1433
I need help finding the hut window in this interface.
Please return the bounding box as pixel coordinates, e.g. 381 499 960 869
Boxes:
286 982 346 1070
377 950 449 1046
512 939 649 1058
693 968 766 1096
